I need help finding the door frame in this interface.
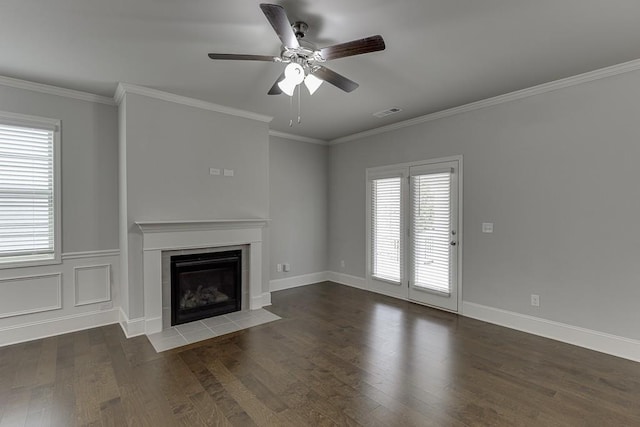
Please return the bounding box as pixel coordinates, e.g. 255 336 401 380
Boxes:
365 155 463 313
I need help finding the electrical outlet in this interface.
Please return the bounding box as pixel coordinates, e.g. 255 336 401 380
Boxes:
276 263 282 272
209 168 220 176
340 260 345 269
283 263 290 272
531 294 540 307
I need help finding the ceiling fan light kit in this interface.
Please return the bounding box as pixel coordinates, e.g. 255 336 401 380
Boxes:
277 62 325 96
304 73 323 95
278 62 305 96
208 3 386 100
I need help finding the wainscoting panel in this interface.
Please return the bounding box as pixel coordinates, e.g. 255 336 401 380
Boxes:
0 250 120 347
74 264 111 306
0 273 62 318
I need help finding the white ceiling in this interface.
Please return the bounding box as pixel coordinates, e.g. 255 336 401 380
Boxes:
2 0 640 141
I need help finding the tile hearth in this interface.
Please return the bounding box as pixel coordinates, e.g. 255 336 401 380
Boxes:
147 308 280 352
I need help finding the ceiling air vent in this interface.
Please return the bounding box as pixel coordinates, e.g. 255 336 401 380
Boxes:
373 107 403 118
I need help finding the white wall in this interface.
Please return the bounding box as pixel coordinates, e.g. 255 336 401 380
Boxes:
269 136 328 285
329 69 640 341
119 91 270 320
0 82 121 346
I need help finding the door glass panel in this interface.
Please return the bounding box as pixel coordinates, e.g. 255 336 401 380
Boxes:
411 171 451 294
371 177 401 282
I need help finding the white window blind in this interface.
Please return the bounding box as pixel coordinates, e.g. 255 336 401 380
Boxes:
0 122 55 262
371 177 401 282
411 171 451 294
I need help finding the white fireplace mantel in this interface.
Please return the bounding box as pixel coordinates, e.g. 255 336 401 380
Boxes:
136 219 269 233
136 218 269 335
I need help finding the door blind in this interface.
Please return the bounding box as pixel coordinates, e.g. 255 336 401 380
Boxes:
411 171 451 294
0 123 55 260
371 177 401 282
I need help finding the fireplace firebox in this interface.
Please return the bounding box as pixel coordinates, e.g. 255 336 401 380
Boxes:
170 250 241 326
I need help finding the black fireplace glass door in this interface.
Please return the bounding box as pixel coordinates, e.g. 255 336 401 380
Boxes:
171 250 241 326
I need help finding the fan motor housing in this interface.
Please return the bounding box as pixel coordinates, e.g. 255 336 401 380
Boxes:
292 21 308 39
281 36 324 65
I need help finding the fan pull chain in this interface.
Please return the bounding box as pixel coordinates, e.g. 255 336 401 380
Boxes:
287 85 303 127
297 84 302 124
289 90 294 127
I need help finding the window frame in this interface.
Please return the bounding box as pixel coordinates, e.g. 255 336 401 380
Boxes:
0 111 61 269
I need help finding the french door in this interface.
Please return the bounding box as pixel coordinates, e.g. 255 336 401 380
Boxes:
367 157 461 312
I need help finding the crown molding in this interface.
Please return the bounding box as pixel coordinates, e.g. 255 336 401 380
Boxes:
331 58 640 145
0 75 115 106
268 130 328 145
114 83 273 123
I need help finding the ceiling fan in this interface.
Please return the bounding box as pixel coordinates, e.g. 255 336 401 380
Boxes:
208 3 386 96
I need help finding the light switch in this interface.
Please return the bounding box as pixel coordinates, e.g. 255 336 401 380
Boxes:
223 169 234 177
209 168 220 176
482 222 494 233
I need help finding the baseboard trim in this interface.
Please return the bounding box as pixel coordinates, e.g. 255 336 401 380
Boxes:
250 294 266 310
325 272 640 362
462 301 640 363
0 309 119 347
118 308 146 338
327 271 378 291
261 292 272 307
144 317 162 336
270 271 329 292
326 271 365 288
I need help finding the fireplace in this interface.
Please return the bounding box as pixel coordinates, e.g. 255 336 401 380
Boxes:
170 250 242 326
135 219 267 336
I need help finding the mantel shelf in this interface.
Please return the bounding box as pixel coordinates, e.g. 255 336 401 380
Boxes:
135 219 269 233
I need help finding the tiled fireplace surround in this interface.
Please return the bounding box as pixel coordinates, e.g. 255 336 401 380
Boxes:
135 219 268 335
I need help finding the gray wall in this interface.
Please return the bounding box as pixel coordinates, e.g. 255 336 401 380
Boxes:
269 136 328 280
0 85 119 252
120 92 270 318
329 70 640 340
0 83 120 342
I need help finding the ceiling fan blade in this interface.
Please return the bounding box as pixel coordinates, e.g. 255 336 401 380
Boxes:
268 73 285 95
259 4 300 49
208 53 278 61
313 66 359 92
319 35 386 61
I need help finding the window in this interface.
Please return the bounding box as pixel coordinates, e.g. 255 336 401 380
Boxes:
369 173 403 283
0 112 60 267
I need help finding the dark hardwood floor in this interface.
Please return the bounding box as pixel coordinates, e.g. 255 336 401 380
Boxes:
1 282 639 426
